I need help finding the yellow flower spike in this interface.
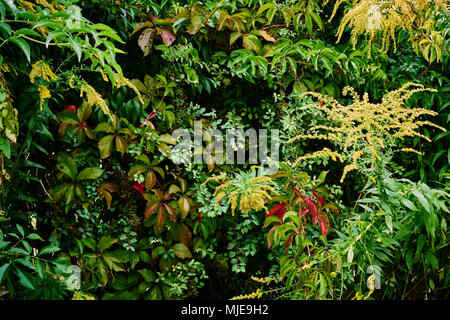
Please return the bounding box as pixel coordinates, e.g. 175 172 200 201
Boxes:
38 85 51 110
29 60 58 84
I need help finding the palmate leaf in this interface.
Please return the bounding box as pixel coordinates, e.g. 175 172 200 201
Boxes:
57 110 80 125
98 236 118 251
57 154 78 180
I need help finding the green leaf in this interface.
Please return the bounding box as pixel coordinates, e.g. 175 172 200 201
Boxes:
230 32 241 46
38 245 60 256
0 22 11 36
95 122 114 133
412 190 431 212
158 133 176 145
57 154 78 181
57 110 80 124
68 37 82 62
138 269 156 282
98 236 118 251
77 167 103 181
243 34 262 55
385 214 393 233
98 134 114 159
0 263 10 282
0 136 11 159
173 243 192 259
9 37 30 63
15 268 35 290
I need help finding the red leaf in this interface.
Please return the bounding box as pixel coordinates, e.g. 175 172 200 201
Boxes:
312 189 325 208
140 111 157 127
304 198 319 225
319 220 328 235
267 202 287 225
131 181 145 194
65 105 76 113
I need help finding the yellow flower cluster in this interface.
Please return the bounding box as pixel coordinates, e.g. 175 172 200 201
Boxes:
330 0 448 53
113 73 145 105
79 82 113 121
35 0 65 13
29 61 58 84
72 291 95 300
230 288 263 300
38 85 51 110
290 83 445 183
251 275 272 284
204 171 278 216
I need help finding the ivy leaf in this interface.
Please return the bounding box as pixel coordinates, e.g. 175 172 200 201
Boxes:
77 167 103 181
98 135 114 159
178 196 190 219
173 243 192 259
145 170 157 190
57 154 78 181
137 269 156 282
57 110 80 124
156 205 166 230
115 135 127 156
98 236 118 251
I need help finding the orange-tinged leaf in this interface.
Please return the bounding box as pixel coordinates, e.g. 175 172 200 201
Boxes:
258 30 275 42
115 135 127 156
145 170 157 190
178 196 190 219
163 203 176 222
98 188 112 208
156 205 166 229
177 223 192 248
101 181 118 193
144 203 160 219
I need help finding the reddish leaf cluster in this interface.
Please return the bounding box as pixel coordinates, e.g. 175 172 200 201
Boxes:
266 202 287 225
293 188 329 235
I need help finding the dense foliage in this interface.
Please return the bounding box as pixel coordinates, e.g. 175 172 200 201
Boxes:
0 0 448 300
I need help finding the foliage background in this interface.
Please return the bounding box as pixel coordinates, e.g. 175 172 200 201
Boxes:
0 0 448 300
